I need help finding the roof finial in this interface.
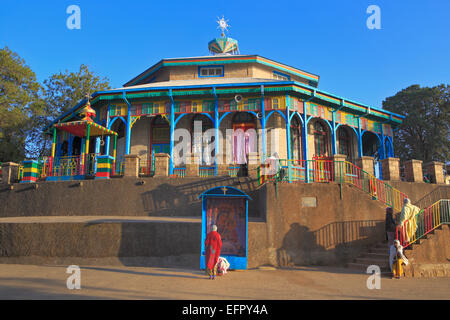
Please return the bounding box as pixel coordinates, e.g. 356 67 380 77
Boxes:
217 16 230 37
209 16 239 55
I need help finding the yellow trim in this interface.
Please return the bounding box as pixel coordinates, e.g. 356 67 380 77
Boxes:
97 163 111 169
24 167 40 174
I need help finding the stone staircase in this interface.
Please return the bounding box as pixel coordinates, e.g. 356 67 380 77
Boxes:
347 241 391 274
347 224 449 277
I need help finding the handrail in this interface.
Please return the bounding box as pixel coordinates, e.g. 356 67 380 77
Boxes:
335 161 408 213
257 159 408 212
396 199 450 248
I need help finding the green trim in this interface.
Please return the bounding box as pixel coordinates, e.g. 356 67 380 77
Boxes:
216 88 261 94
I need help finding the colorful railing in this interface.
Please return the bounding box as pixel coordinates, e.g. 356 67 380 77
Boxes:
48 154 97 177
257 159 408 212
258 159 334 184
334 161 408 213
199 166 215 178
139 152 155 177
396 199 450 248
112 157 125 176
228 166 240 177
172 167 186 178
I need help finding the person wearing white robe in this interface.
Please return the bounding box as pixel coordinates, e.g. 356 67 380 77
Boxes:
389 240 409 279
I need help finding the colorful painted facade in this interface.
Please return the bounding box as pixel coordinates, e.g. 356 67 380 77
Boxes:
42 30 404 180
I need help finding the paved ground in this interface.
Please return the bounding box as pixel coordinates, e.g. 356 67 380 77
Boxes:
0 264 449 299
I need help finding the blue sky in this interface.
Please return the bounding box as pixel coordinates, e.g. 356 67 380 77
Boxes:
1 0 449 108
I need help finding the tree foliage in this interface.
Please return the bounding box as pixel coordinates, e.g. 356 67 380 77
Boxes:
0 47 44 162
28 64 111 159
43 64 111 118
383 84 449 163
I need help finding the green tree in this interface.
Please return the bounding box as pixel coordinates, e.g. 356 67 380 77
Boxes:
0 47 44 162
383 84 449 163
30 64 111 158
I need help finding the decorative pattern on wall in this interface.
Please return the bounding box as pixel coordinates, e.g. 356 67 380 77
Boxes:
104 96 391 137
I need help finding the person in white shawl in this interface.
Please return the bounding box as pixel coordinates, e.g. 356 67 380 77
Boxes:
389 240 409 279
398 198 420 243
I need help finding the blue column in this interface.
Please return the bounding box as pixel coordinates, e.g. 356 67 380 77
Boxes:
68 134 73 157
261 86 266 160
380 125 385 160
169 89 175 175
214 87 219 176
357 117 363 157
286 109 291 160
391 136 395 157
105 103 111 156
286 108 293 183
125 96 131 155
302 103 309 183
332 111 337 155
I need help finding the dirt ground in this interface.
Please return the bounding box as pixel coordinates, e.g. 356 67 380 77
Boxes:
0 264 449 300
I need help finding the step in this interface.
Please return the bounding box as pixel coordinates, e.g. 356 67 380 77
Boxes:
371 248 390 254
347 262 390 273
362 252 389 259
354 258 390 267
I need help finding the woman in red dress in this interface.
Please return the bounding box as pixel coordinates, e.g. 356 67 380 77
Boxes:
205 225 222 280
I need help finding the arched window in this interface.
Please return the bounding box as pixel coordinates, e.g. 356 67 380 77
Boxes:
313 121 329 157
338 127 353 161
290 116 302 160
110 118 127 161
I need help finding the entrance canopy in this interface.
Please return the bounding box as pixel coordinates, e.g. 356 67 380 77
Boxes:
198 186 252 200
54 120 118 138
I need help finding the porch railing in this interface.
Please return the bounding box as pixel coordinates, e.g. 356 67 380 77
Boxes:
139 151 155 177
172 167 186 178
228 166 240 177
199 166 215 178
112 157 125 176
48 154 97 177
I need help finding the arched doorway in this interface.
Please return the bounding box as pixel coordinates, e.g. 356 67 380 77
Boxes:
191 114 214 165
110 118 126 162
232 112 257 164
362 131 382 179
311 119 331 159
337 126 356 162
362 131 381 158
290 115 303 160
150 115 170 154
